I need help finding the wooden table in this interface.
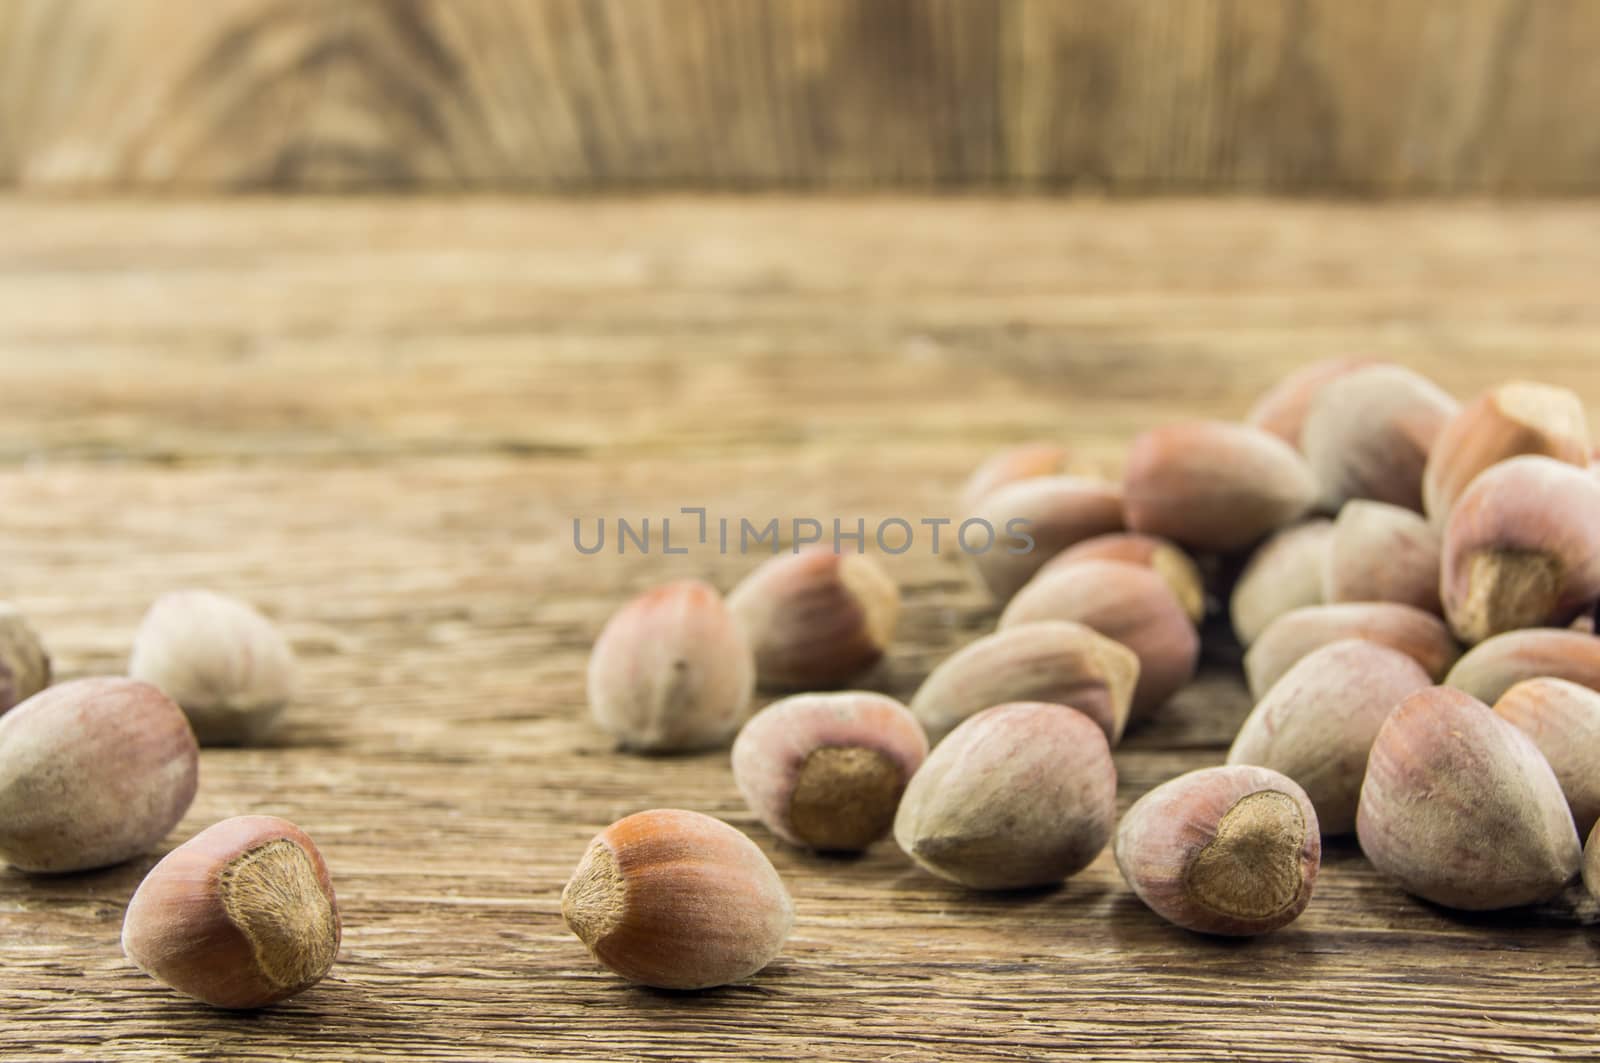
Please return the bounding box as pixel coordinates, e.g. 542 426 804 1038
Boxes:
2 199 1598 1062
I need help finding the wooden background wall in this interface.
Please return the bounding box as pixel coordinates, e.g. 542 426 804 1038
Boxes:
2 0 1598 194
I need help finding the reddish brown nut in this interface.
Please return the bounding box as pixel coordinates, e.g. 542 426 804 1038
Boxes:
588 579 754 752
121 816 339 1009
1246 358 1373 448
1243 603 1460 701
958 442 1072 513
1301 365 1458 512
1115 766 1320 936
1423 381 1591 524
0 678 198 873
1357 687 1580 910
1042 532 1205 624
908 621 1139 744
728 548 899 690
732 692 927 852
1227 639 1433 834
1493 678 1600 839
1440 456 1600 644
1123 421 1317 554
999 559 1199 719
964 476 1125 602
1230 520 1333 647
893 702 1117 890
1321 500 1443 615
562 809 793 990
0 603 50 714
1445 628 1600 704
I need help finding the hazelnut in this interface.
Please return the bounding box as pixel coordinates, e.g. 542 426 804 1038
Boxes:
908 621 1139 744
958 442 1072 513
999 559 1199 719
964 476 1125 602
121 815 339 1009
1585 821 1600 900
1493 678 1600 838
893 702 1116 890
1123 421 1317 553
1114 765 1320 936
728 548 899 690
1300 364 1458 512
1440 456 1600 644
1243 602 1460 701
1445 628 1600 704
1321 500 1443 616
587 579 754 753
1245 358 1373 449
0 603 51 714
1356 686 1580 910
561 809 793 990
1229 519 1333 647
1042 532 1205 624
0 678 197 873
129 590 296 746
1227 639 1432 834
731 692 927 852
1423 381 1591 524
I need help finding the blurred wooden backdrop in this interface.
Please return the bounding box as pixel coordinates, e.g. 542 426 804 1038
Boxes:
2 0 1598 194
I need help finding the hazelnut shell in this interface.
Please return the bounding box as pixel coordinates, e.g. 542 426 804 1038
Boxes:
1230 519 1333 647
964 476 1125 602
1321 500 1443 616
1246 358 1373 448
1244 602 1460 701
1042 532 1205 624
1444 628 1600 705
1300 365 1458 513
1493 677 1600 839
0 603 51 715
958 442 1072 513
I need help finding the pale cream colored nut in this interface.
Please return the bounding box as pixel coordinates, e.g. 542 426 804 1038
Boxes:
958 442 1072 513
1423 381 1591 524
1114 765 1320 936
1300 364 1458 513
562 809 793 990
0 603 51 714
1041 532 1205 624
1123 421 1317 554
1493 678 1600 839
0 677 197 873
1356 686 1580 910
1000 560 1199 719
1440 456 1600 644
129 589 296 746
893 702 1116 891
587 579 754 753
122 816 339 1009
908 621 1139 744
1227 639 1433 835
1246 358 1373 449
1586 821 1600 901
1445 628 1600 705
1321 500 1442 616
731 692 927 852
728 548 899 690
1230 520 1333 647
1243 602 1460 701
964 475 1125 602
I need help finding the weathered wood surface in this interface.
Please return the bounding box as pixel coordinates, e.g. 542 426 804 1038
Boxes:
2 198 1600 1062
4 0 1600 194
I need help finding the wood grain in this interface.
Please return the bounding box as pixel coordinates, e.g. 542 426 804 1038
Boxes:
3 198 1600 1060
4 1 1600 192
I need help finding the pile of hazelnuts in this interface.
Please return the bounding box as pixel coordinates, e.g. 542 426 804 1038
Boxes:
571 362 1600 992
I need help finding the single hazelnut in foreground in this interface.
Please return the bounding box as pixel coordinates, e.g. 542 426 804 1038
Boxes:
907 621 1139 744
1243 602 1460 701
1000 559 1198 719
0 603 51 714
122 816 340 1009
1122 421 1317 554
562 809 793 990
963 476 1126 602
1227 639 1433 835
1493 678 1600 839
732 692 927 852
1444 628 1600 705
1114 765 1320 936
1320 500 1442 616
1229 519 1333 647
1300 364 1458 513
1246 358 1374 449
893 702 1117 891
1440 456 1600 644
958 442 1073 513
1042 533 1206 625
0 678 197 873
129 589 297 745
728 548 899 690
1356 687 1580 911
587 579 754 753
